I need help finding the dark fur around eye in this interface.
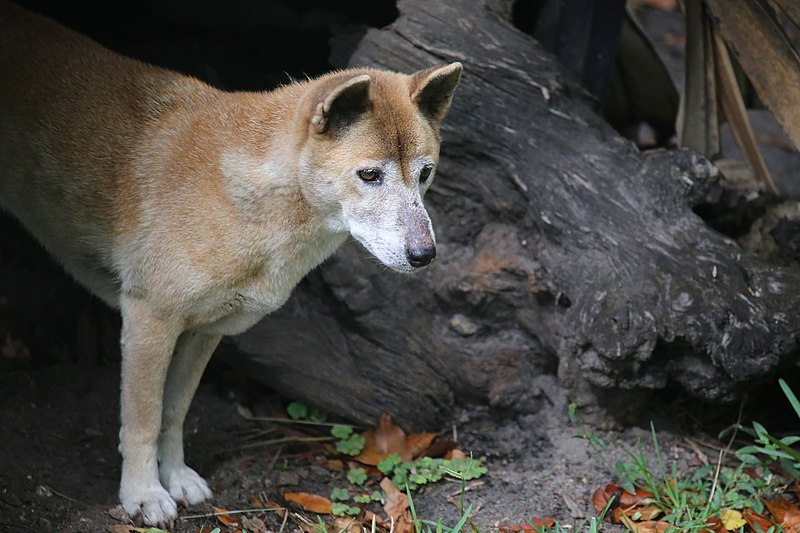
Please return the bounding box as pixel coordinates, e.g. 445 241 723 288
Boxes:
419 164 434 183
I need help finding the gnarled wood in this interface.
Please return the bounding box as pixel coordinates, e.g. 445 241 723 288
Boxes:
226 0 800 428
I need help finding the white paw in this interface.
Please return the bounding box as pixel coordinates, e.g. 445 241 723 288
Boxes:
161 464 213 505
120 484 177 528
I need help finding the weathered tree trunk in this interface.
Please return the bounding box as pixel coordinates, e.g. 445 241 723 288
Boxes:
224 0 800 428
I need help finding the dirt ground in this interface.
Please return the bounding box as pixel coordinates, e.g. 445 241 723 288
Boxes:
0 355 743 533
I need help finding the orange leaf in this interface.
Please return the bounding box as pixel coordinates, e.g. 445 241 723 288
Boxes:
283 492 333 514
212 506 239 527
405 433 438 459
326 459 345 471
380 477 409 521
355 413 409 465
743 510 774 533
702 515 726 533
618 514 672 533
621 504 663 521
445 448 467 460
764 498 800 533
527 518 556 528
620 487 655 507
592 484 621 516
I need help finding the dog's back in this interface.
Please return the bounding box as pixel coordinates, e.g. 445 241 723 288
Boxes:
0 1 218 302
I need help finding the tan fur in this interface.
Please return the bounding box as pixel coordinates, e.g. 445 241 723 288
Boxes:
0 1 461 527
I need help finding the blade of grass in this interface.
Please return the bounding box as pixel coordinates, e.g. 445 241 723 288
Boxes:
779 379 800 420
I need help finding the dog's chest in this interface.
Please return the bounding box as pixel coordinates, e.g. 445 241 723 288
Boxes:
191 232 348 336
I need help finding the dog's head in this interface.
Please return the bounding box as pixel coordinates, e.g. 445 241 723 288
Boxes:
297 63 462 273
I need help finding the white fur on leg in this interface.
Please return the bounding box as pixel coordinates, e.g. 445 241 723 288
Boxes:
160 463 213 505
120 476 178 527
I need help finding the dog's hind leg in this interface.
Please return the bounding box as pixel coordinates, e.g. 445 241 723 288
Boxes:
118 296 183 527
157 330 221 506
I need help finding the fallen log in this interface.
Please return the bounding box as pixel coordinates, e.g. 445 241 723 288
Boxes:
221 0 800 428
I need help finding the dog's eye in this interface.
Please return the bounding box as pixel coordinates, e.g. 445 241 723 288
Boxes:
357 168 382 183
419 164 434 184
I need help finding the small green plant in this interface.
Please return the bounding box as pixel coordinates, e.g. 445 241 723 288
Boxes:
286 401 327 422
347 467 368 486
330 487 349 501
331 424 365 456
331 502 361 516
376 453 487 492
736 378 800 479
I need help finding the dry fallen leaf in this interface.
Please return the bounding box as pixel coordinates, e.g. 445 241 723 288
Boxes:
764 498 800 533
618 515 672 533
404 432 438 459
719 509 746 531
614 503 663 522
381 477 410 520
445 448 467 460
333 517 362 533
212 505 239 527
356 413 409 465
743 510 774 533
242 515 269 533
283 491 333 514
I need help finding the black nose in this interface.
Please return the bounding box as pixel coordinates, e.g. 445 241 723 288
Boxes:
407 246 436 268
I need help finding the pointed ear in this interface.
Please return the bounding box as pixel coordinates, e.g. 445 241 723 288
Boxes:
409 62 463 125
311 74 372 134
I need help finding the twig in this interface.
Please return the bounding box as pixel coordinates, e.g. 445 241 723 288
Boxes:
42 484 81 504
214 435 333 455
277 504 290 533
706 449 725 510
182 506 285 520
238 412 364 429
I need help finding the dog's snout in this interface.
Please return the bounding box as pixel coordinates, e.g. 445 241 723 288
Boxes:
406 245 436 268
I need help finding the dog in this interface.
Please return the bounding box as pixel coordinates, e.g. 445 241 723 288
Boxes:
0 1 462 526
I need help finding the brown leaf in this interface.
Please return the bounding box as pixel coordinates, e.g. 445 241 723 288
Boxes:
703 515 726 533
333 517 362 533
326 459 346 471
284 492 333 514
266 499 287 519
212 506 239 527
743 510 774 533
242 515 268 533
356 413 409 465
363 510 385 526
618 514 672 533
592 484 620 516
445 448 467 461
620 487 655 507
404 433 438 459
615 504 662 522
380 477 410 521
764 498 800 533
423 435 457 458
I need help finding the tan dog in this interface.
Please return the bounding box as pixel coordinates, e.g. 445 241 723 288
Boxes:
0 1 462 526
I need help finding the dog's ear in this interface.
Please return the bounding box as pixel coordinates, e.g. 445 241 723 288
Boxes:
409 62 463 125
311 74 372 134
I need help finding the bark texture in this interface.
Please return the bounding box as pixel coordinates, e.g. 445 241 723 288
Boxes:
225 0 800 429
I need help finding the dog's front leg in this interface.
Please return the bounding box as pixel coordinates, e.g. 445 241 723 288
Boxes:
158 331 221 505
118 295 182 527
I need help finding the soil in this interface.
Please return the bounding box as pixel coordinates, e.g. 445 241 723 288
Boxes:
0 358 728 533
